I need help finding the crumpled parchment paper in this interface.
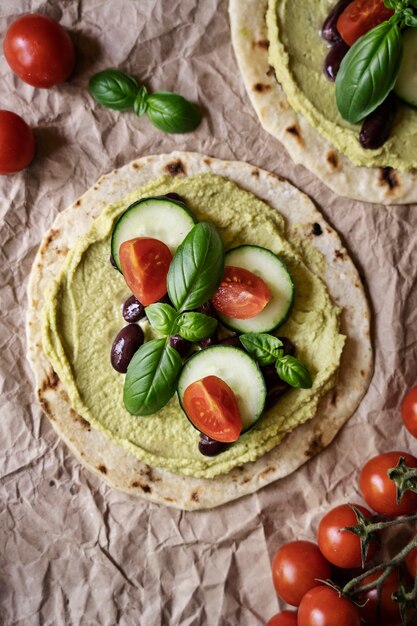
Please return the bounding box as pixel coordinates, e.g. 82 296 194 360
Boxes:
1 1 416 624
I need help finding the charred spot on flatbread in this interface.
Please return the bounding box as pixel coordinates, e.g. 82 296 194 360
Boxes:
253 82 271 93
132 162 141 170
131 481 152 493
260 466 276 478
326 151 339 170
98 464 107 474
203 157 212 166
334 249 346 261
252 39 269 50
191 490 200 502
379 167 399 192
312 223 323 236
305 434 323 458
41 369 59 392
266 66 275 77
70 409 91 431
285 125 303 145
166 159 186 176
75 199 82 208
252 168 260 177
40 229 61 255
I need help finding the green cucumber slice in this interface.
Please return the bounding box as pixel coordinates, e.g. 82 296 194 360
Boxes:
177 345 266 433
111 196 196 271
394 28 417 108
216 245 294 333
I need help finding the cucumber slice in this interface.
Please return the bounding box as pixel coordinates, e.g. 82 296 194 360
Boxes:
216 245 294 333
395 28 417 108
178 346 266 433
111 196 196 271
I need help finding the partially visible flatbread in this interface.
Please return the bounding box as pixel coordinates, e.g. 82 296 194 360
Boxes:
26 151 372 510
229 0 417 205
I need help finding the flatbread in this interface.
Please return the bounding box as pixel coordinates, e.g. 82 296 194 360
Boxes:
26 151 372 510
229 0 417 205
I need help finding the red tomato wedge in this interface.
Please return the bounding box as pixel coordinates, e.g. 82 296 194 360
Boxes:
211 266 271 319
337 0 394 47
119 237 172 306
183 375 242 442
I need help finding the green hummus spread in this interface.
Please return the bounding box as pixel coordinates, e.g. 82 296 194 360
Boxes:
42 173 344 478
267 0 417 171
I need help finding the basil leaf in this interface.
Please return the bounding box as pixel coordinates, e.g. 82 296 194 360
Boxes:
134 85 149 117
167 222 224 312
275 355 312 389
177 312 217 342
124 338 182 416
336 21 402 123
405 14 417 26
145 303 177 335
89 69 139 110
239 333 284 366
146 91 201 133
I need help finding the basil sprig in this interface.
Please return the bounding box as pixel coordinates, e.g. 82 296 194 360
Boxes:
240 332 312 389
176 312 217 342
89 69 201 133
145 303 177 335
167 222 225 312
124 339 182 416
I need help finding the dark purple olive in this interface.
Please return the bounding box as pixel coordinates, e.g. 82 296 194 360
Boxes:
278 336 296 358
169 334 192 358
197 301 217 318
321 0 352 42
324 39 349 81
218 335 241 348
165 192 184 203
110 255 117 268
122 295 145 323
359 93 397 150
198 434 228 456
199 335 218 349
111 324 144 373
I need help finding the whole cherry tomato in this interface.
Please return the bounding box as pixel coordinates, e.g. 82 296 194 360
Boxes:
298 586 361 626
271 541 332 606
402 386 417 438
359 451 417 517
317 503 378 568
4 14 75 88
119 237 172 306
337 0 394 46
211 266 271 319
266 611 297 626
182 375 242 442
406 546 417 579
358 568 402 626
0 110 35 174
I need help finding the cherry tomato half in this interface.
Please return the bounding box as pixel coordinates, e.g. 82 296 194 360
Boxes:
182 375 242 442
358 568 402 626
271 541 332 607
0 110 35 175
406 546 417 579
4 14 75 88
359 451 417 517
337 0 394 46
298 586 361 626
211 266 271 319
317 503 378 568
402 386 417 438
266 611 297 626
119 237 172 306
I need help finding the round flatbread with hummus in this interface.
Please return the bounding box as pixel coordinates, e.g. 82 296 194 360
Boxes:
229 0 417 205
27 151 372 510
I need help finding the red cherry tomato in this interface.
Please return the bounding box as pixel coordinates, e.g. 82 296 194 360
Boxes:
0 110 35 174
317 503 378 568
266 611 297 626
4 14 75 88
211 266 271 319
359 451 417 516
406 546 417 579
402 386 417 438
357 568 402 626
182 375 242 442
298 586 361 626
271 541 332 606
337 0 394 46
119 237 172 306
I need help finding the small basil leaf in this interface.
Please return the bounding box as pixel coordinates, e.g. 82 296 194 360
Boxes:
177 312 217 342
123 338 182 416
145 303 177 335
134 85 149 117
167 222 224 312
336 21 402 123
146 91 202 133
275 355 312 389
239 333 284 366
405 14 417 27
89 69 139 110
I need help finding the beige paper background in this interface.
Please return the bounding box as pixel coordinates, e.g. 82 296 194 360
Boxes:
1 1 416 624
